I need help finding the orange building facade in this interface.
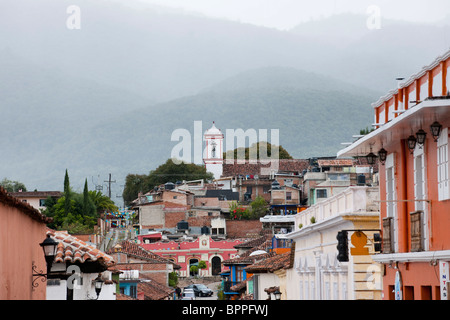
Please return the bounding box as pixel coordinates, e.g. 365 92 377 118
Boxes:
338 50 450 300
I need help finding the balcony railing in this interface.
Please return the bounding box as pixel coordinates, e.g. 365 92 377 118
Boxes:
295 186 379 230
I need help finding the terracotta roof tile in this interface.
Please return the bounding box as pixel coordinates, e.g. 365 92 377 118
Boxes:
230 276 253 292
48 230 115 267
138 275 174 300
234 234 272 249
9 191 62 198
223 251 275 265
245 244 295 274
223 159 309 177
107 240 181 269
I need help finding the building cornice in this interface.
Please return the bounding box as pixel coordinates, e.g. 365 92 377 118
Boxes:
372 250 450 264
285 212 379 240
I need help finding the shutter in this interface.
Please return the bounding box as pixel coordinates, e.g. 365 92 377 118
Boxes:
410 211 423 252
382 217 393 253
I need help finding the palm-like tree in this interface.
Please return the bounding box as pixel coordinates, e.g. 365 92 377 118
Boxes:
88 190 118 214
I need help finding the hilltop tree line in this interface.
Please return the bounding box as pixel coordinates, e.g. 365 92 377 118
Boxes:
223 142 292 161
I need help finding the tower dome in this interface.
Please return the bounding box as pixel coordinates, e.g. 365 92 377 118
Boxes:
204 121 222 136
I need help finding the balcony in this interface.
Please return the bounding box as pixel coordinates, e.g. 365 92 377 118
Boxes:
294 186 379 231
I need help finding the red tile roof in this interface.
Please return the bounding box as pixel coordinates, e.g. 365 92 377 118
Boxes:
222 159 309 177
0 187 52 224
138 274 174 300
245 242 295 274
223 250 275 265
244 251 292 274
317 159 354 167
234 234 272 249
107 240 181 269
48 230 115 267
9 191 62 198
230 276 253 292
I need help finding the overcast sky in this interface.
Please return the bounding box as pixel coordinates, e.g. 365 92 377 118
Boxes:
132 0 450 30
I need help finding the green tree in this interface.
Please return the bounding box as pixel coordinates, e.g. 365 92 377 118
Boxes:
0 178 27 192
122 174 149 206
63 169 72 215
249 196 269 219
88 190 119 214
223 141 293 160
82 179 96 217
43 171 116 234
122 159 214 206
168 271 179 287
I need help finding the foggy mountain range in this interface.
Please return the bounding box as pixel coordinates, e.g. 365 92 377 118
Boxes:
1 0 449 203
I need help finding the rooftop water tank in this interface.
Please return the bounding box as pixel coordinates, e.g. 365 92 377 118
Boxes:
165 182 175 190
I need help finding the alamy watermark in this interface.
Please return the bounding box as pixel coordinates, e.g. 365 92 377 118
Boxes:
66 5 81 30
366 5 381 30
171 121 280 175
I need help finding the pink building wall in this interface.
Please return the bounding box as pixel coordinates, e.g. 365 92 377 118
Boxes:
138 235 242 276
0 192 50 300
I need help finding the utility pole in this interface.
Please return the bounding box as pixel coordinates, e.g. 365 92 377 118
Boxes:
104 173 116 199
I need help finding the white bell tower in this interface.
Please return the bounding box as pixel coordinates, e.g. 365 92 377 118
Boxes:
203 122 224 180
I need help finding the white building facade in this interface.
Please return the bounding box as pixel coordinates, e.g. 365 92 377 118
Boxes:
285 186 382 300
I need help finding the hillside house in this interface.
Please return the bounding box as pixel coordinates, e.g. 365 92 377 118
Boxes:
9 190 62 211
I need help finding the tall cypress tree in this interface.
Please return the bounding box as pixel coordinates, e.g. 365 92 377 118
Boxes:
83 178 89 215
64 169 71 215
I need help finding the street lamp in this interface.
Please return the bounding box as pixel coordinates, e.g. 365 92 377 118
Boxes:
32 234 59 290
87 274 105 300
94 274 104 299
366 152 377 165
430 121 442 142
407 135 417 154
416 129 427 147
272 289 282 300
378 148 388 165
40 234 59 274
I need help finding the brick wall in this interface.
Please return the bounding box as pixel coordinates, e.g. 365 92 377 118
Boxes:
226 220 263 238
165 211 187 228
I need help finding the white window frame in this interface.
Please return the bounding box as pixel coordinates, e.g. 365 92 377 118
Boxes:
437 127 449 201
385 153 398 252
413 145 428 250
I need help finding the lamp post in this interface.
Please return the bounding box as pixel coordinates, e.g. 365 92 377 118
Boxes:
32 234 59 290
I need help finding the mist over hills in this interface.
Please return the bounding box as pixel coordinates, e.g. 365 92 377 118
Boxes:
1 0 449 201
